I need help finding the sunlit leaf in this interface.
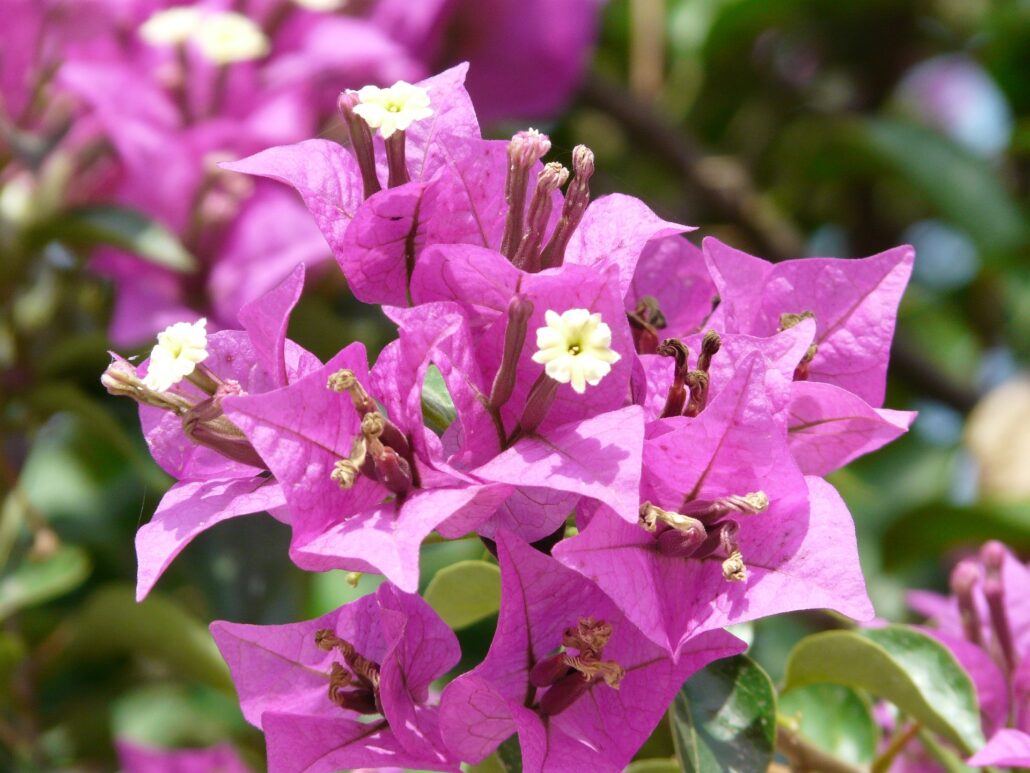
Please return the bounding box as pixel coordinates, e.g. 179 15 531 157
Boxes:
0 545 91 620
422 364 457 435
424 559 501 629
783 625 984 754
46 205 197 272
779 684 877 766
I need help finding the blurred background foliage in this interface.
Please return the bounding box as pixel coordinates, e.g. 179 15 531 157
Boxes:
2 0 1029 769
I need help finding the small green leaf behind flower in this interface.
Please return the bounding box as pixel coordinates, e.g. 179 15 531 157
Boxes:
46 205 198 272
422 364 457 435
424 559 501 629
0 545 91 621
779 684 878 766
671 654 777 773
783 625 985 755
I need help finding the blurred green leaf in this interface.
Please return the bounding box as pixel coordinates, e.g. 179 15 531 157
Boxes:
0 632 27 706
497 734 522 773
917 728 976 773
0 489 29 568
306 569 384 618
858 118 1027 254
45 205 197 272
783 625 984 754
112 682 247 748
420 537 490 593
0 546 91 620
424 560 501 630
65 585 232 692
464 753 507 773
779 684 877 766
882 500 1030 567
671 654 776 773
27 385 169 490
422 365 457 435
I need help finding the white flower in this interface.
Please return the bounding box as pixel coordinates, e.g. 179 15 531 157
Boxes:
293 0 346 10
193 12 269 65
143 318 209 392
139 6 203 46
352 81 433 139
531 309 621 394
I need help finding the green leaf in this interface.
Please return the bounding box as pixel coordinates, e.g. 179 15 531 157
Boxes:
112 683 247 748
27 384 170 490
917 728 976 773
496 734 523 773
423 560 501 629
422 364 457 435
671 654 776 773
306 569 384 618
463 753 507 773
858 118 1027 254
64 585 232 692
47 205 197 272
779 684 877 766
0 545 91 620
783 625 985 754
0 632 27 707
883 500 1030 567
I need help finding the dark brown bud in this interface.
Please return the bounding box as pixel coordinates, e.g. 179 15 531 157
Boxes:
338 91 382 199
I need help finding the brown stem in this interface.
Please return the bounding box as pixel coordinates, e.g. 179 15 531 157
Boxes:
871 721 920 773
776 725 865 773
579 74 805 259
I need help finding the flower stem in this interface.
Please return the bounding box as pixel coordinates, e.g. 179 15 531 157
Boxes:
775 723 864 773
871 721 920 773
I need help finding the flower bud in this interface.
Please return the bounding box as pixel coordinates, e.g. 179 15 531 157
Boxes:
539 144 595 270
370 446 412 495
538 671 591 717
501 129 552 260
950 560 984 647
529 653 570 688
338 91 382 199
512 163 569 272
657 338 690 418
489 294 535 411
983 574 1017 670
698 330 721 372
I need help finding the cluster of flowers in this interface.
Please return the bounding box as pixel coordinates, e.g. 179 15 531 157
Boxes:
904 542 1030 769
2 0 602 344
103 66 918 771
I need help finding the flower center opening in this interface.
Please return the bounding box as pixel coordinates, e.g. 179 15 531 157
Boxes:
315 629 383 716
528 617 624 717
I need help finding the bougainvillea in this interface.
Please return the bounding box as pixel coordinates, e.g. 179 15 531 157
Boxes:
7 0 603 345
102 64 930 770
909 541 1030 768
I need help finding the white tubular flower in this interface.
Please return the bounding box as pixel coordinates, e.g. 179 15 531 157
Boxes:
532 309 621 394
352 81 433 139
139 6 204 46
293 0 346 10
143 318 210 392
193 12 270 65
